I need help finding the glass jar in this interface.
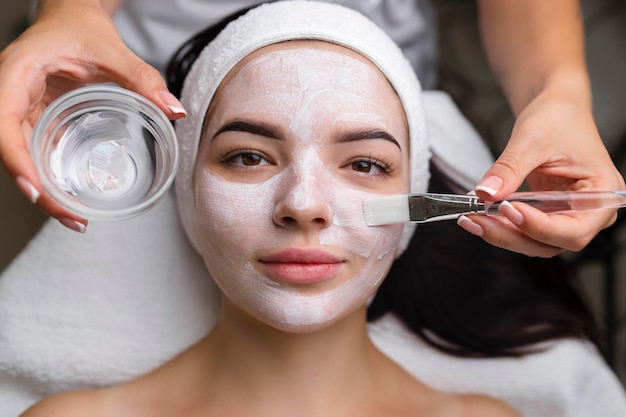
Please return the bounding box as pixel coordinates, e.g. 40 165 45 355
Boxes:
31 85 178 220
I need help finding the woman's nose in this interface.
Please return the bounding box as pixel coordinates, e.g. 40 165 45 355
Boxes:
272 166 333 230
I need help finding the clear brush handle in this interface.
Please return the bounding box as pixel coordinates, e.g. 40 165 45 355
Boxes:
484 191 626 215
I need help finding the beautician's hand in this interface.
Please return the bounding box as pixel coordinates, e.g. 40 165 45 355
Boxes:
458 92 625 257
0 0 186 232
460 0 626 257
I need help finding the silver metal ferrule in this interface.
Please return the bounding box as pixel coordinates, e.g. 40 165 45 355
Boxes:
418 194 484 222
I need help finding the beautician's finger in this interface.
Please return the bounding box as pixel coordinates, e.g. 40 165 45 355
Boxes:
0 118 39 201
0 129 88 232
457 214 564 258
99 46 188 120
495 201 617 251
474 141 534 202
0 117 88 231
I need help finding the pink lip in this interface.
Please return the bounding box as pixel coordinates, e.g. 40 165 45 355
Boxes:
259 249 344 284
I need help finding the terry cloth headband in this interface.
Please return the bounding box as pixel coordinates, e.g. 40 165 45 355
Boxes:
175 0 430 255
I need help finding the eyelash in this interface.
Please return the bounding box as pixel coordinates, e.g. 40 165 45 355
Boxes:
219 147 273 169
345 155 394 178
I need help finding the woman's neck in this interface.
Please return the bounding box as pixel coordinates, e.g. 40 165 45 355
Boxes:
112 298 435 417
177 299 393 416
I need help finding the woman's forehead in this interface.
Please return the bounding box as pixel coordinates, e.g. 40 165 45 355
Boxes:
221 40 389 92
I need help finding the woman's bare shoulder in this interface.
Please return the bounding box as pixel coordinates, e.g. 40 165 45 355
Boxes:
20 390 111 417
382 364 520 417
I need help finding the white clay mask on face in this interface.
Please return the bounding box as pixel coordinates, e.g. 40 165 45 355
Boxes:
193 43 409 332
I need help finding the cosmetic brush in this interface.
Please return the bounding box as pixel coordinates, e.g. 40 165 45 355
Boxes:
363 191 626 226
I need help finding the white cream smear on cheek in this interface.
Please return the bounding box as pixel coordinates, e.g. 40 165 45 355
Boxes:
195 48 405 331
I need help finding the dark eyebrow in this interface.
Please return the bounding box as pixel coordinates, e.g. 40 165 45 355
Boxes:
212 120 281 141
336 128 401 149
213 121 401 149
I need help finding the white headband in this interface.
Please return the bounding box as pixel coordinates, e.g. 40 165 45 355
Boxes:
175 0 430 255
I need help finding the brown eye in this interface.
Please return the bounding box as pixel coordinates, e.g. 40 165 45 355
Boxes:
352 160 372 173
241 153 263 166
221 149 271 169
346 157 392 178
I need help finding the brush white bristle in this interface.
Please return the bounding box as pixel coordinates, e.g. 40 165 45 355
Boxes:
363 195 410 226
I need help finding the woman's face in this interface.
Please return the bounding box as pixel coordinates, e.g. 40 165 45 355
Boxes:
193 41 410 332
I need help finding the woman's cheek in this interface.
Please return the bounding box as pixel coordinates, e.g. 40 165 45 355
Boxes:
193 168 275 270
319 176 404 259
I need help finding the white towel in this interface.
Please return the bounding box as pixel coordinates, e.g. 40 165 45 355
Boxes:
370 314 626 417
1 91 625 417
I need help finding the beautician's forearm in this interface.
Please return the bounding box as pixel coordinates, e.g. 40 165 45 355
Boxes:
36 0 124 17
476 0 591 115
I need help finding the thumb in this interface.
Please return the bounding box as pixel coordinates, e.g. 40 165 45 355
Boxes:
475 142 534 200
101 47 187 120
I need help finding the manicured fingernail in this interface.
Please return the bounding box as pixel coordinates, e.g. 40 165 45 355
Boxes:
476 176 503 196
499 200 524 226
159 91 187 116
58 217 87 233
16 176 40 203
457 215 484 237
